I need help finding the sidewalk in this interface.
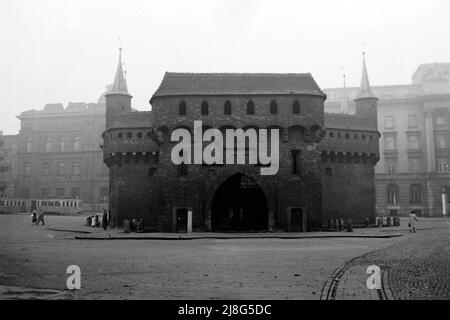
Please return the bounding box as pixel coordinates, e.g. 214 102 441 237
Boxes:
64 225 406 240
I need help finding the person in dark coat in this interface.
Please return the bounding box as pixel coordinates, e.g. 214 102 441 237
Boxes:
36 208 45 225
108 208 113 228
31 210 37 226
102 209 108 230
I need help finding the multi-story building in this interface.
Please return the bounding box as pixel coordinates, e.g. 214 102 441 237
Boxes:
325 62 450 217
15 100 109 212
0 132 18 198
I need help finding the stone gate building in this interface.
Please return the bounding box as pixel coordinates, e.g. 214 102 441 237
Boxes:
103 50 380 232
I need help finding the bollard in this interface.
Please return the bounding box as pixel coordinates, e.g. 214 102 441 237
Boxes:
377 217 383 228
394 217 400 227
123 219 131 233
339 218 344 231
387 217 392 227
334 218 339 231
364 217 370 228
346 218 353 232
330 218 336 230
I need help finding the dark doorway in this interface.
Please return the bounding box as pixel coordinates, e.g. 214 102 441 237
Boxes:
291 208 304 232
176 209 188 233
211 173 268 232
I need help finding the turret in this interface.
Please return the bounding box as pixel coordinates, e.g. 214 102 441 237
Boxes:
354 52 378 126
105 48 132 129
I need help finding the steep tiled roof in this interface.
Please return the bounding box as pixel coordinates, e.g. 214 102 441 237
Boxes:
325 113 376 131
151 72 326 100
108 111 153 130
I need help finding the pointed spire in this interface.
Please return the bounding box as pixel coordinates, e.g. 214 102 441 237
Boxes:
110 47 131 96
355 52 377 100
341 73 349 113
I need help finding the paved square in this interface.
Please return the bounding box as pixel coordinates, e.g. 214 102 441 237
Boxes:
0 215 448 299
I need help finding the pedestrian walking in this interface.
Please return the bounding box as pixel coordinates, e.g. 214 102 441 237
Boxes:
108 208 114 228
36 208 45 226
228 208 234 231
409 210 419 233
102 209 108 230
31 209 37 226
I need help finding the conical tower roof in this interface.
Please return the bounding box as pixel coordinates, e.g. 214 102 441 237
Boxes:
109 48 131 96
355 52 377 100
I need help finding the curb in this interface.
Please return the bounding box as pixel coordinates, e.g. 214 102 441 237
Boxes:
48 227 92 234
74 233 403 240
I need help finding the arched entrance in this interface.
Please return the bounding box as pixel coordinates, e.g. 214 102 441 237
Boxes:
211 173 268 232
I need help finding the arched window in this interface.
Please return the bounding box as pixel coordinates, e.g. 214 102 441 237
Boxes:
60 137 66 152
291 150 300 175
127 132 132 139
45 138 53 152
270 100 278 114
201 101 209 115
58 162 65 176
247 100 255 114
410 184 422 203
44 163 51 175
387 184 399 204
26 138 32 152
24 162 31 176
179 101 187 116
435 115 445 126
72 162 81 175
293 100 300 114
224 100 232 115
73 136 81 152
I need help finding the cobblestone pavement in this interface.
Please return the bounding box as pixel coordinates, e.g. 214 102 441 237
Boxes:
337 222 450 300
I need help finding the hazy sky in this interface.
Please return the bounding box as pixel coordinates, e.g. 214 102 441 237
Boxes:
1 0 450 134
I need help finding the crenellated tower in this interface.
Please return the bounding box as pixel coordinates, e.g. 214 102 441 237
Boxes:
105 48 132 129
354 52 378 127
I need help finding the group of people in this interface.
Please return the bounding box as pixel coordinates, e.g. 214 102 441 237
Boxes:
87 209 112 230
31 208 45 226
